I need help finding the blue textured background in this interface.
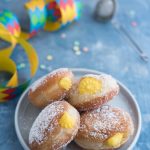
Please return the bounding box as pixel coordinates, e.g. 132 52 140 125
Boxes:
0 0 150 149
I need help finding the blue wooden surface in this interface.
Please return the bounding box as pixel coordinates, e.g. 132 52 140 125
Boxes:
0 0 150 149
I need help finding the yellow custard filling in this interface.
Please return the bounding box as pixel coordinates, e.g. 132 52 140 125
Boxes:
59 77 72 90
106 133 123 147
59 112 75 128
78 77 102 95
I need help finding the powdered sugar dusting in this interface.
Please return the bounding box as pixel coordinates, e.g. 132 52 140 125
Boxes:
30 68 69 92
100 74 119 96
69 74 119 106
29 101 64 144
80 105 129 140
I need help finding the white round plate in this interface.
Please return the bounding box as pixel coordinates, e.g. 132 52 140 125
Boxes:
15 68 141 150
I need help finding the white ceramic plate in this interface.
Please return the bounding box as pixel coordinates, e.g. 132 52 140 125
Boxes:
15 68 141 150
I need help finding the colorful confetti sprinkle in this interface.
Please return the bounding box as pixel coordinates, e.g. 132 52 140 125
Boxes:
83 47 89 52
61 33 66 39
47 55 53 61
75 51 81 55
17 63 26 70
131 21 137 27
72 40 83 55
73 46 80 51
40 64 46 70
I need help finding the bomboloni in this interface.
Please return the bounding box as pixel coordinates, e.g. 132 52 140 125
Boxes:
28 68 74 108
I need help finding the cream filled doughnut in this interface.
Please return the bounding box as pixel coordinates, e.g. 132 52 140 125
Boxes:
29 101 80 150
75 105 134 150
28 68 74 108
68 74 119 111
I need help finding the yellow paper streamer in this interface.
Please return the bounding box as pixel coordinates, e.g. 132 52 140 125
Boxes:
0 24 17 58
0 58 18 87
0 0 81 102
0 10 39 102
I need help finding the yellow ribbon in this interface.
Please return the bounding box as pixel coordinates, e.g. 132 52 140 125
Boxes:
0 24 17 58
0 14 39 101
0 58 18 87
0 0 80 101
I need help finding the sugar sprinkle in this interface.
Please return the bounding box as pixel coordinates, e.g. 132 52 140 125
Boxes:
131 21 137 27
40 64 46 70
61 33 66 39
17 63 26 70
46 55 53 61
75 51 81 55
29 101 64 144
73 46 80 51
83 47 89 52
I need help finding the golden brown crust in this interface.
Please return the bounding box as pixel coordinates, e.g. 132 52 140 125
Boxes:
75 105 134 150
68 74 119 111
29 101 80 150
74 89 119 111
28 69 74 108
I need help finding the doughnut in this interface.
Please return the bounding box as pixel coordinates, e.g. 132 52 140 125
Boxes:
28 68 74 108
75 105 134 150
68 74 119 111
29 101 80 150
